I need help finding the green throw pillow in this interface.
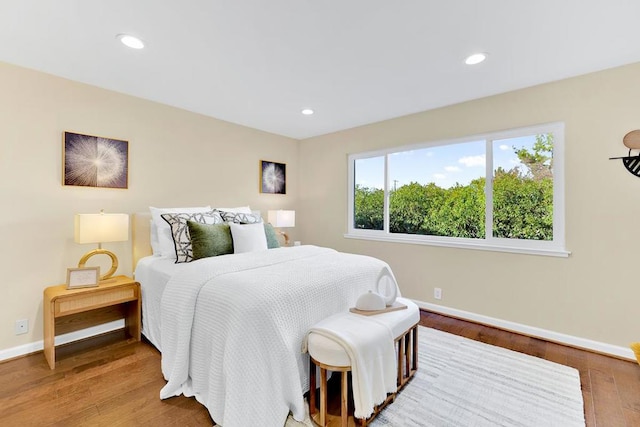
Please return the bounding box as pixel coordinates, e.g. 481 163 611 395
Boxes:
187 221 233 260
264 223 281 249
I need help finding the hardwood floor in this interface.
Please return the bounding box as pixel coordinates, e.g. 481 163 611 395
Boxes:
0 331 212 427
1 311 638 426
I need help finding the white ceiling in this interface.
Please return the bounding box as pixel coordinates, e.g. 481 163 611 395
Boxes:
1 1 639 139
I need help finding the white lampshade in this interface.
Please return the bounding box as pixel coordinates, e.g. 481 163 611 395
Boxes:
268 210 295 228
74 213 129 244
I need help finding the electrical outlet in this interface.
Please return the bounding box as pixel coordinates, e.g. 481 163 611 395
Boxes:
434 287 442 300
15 319 28 335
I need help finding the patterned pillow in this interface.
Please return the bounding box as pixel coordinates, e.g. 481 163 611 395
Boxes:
161 210 224 263
219 211 263 224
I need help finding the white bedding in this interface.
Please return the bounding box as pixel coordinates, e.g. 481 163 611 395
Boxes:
150 245 398 427
135 256 192 350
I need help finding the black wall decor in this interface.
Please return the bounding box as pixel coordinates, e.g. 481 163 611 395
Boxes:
609 130 640 178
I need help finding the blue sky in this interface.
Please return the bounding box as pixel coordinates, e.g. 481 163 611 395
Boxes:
355 135 538 190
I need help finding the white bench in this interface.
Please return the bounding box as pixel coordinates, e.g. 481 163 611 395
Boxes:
307 297 420 426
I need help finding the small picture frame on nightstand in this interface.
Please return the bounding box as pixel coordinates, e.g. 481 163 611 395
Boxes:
66 267 100 289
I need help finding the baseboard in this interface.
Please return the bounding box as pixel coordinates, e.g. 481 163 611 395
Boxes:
414 299 635 361
3 303 635 363
0 319 124 363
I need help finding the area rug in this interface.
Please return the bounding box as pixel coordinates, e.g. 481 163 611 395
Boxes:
286 326 585 427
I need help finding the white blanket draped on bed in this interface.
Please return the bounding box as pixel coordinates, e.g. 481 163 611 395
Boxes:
159 245 399 427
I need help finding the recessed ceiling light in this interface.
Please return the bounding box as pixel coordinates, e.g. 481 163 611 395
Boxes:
465 52 487 65
301 109 314 115
117 34 145 49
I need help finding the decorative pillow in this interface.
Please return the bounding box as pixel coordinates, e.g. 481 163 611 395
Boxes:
187 221 233 260
220 211 263 224
161 210 224 263
264 223 280 249
149 206 212 257
229 223 268 253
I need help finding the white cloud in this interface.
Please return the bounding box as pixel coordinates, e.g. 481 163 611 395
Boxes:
433 173 446 180
444 166 461 172
458 154 486 167
391 150 414 157
499 144 510 151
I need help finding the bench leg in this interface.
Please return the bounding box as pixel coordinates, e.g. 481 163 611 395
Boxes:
412 326 418 372
405 332 411 381
309 358 317 416
341 371 348 427
320 367 327 426
397 334 404 387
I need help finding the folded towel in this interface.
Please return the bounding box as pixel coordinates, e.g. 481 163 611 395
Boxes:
307 313 397 419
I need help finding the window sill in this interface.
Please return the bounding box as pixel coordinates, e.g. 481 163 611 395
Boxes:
343 233 571 258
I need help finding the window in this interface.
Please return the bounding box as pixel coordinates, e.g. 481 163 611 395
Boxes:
347 123 568 257
354 156 384 231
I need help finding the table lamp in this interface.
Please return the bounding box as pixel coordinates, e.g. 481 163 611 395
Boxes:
74 210 129 280
267 210 295 246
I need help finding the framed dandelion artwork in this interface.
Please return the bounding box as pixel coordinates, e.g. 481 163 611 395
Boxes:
63 131 128 189
260 160 286 194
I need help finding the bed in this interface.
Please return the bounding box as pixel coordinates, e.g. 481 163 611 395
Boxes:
132 211 400 427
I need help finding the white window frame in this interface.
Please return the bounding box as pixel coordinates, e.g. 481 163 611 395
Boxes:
346 122 569 257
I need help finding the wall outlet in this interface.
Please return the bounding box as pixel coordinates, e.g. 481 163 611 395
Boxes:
293 241 301 246
15 319 28 335
434 287 442 300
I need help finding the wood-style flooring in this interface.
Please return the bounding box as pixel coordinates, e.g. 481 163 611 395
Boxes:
1 310 638 426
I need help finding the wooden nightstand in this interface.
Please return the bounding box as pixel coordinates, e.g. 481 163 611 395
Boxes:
43 275 141 369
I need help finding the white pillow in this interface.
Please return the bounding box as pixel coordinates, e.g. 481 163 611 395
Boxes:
229 223 268 253
149 206 212 257
216 206 252 214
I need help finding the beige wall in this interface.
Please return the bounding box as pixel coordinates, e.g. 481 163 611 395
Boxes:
3 57 639 356
0 62 298 351
299 62 640 349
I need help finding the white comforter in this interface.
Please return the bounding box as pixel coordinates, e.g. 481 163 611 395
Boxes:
159 245 398 427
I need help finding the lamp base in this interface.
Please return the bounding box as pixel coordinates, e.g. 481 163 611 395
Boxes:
78 249 118 281
279 230 290 246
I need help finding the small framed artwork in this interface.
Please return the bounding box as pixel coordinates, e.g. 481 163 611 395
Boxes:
63 131 129 189
66 267 100 289
260 160 286 194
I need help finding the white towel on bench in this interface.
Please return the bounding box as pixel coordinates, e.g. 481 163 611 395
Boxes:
307 312 397 419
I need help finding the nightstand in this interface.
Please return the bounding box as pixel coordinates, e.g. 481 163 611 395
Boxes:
43 275 140 369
